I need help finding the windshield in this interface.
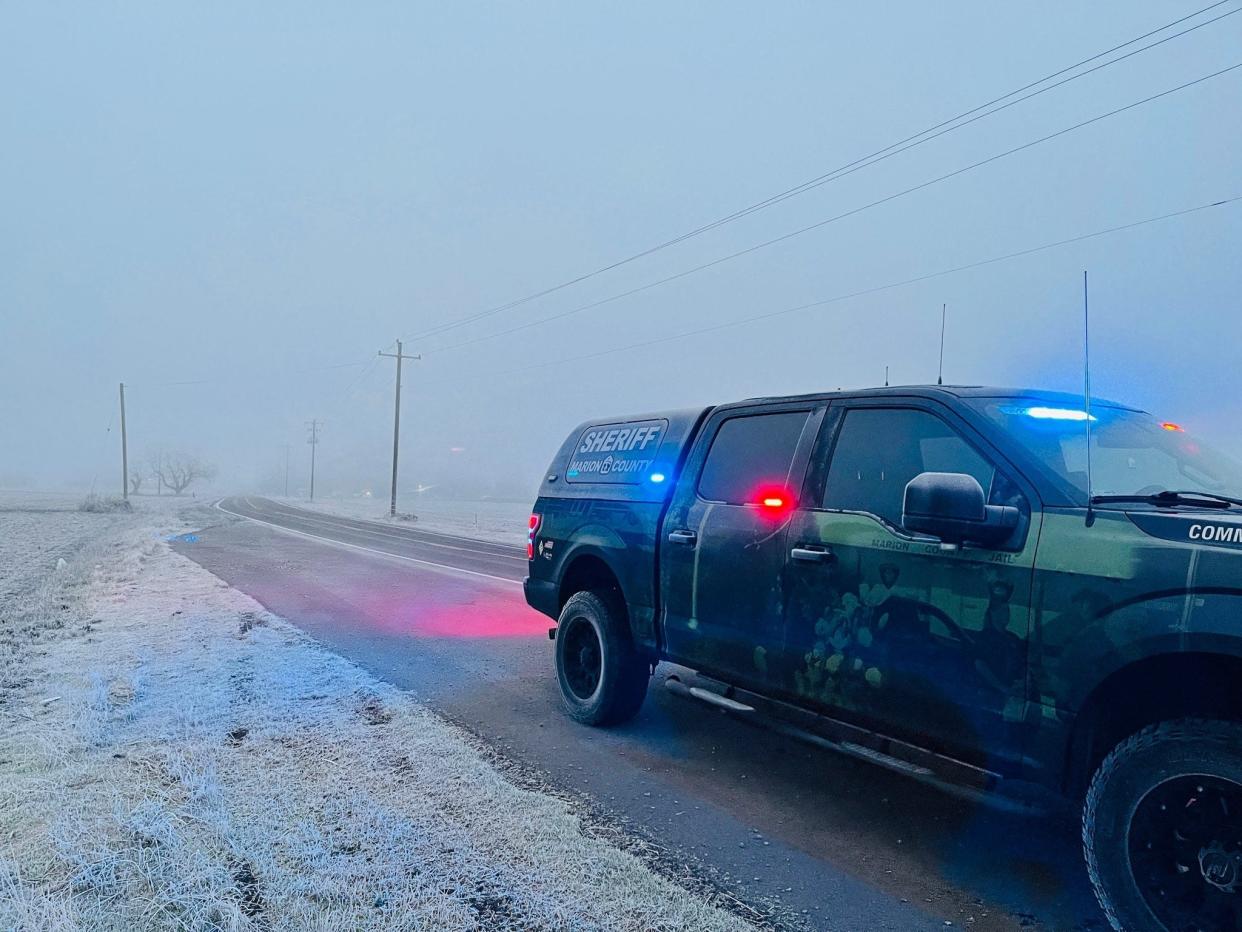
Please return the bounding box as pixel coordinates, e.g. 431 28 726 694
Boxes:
969 399 1242 502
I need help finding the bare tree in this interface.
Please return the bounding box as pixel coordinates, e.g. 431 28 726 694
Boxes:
152 453 217 495
128 472 144 495
146 451 165 495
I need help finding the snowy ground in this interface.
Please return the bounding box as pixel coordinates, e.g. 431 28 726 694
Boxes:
275 495 530 547
0 492 752 931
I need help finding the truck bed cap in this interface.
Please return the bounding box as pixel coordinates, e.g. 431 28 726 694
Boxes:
538 406 711 502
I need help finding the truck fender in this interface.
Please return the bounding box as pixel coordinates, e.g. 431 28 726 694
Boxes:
1046 589 1242 716
552 536 657 654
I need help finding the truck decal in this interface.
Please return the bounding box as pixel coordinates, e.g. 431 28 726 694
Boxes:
1129 512 1242 550
1190 523 1242 544
567 418 668 484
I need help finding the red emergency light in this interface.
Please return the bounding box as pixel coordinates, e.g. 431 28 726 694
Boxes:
754 486 795 518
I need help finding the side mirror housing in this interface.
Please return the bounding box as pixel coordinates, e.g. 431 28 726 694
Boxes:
902 472 1018 547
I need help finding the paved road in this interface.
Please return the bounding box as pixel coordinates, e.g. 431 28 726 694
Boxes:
175 496 1106 931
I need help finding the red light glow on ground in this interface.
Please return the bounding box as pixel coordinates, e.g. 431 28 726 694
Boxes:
350 586 546 639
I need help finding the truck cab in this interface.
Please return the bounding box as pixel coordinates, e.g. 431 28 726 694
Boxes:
525 386 1242 932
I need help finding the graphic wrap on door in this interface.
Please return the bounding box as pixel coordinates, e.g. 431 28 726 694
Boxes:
780 509 1035 763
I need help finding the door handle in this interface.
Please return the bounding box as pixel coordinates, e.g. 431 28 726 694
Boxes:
791 546 835 564
668 529 698 546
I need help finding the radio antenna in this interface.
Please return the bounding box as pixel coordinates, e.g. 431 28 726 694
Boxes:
937 303 946 385
1083 271 1094 519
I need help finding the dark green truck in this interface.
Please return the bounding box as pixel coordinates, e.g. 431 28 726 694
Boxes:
523 385 1242 931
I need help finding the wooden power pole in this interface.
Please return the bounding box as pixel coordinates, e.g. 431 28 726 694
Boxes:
378 340 420 517
119 382 129 500
307 419 320 502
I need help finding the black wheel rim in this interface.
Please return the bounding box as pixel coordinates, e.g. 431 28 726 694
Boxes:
1128 774 1242 931
562 616 602 701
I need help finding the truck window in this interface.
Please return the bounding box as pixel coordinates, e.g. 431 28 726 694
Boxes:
822 407 1002 526
697 412 809 505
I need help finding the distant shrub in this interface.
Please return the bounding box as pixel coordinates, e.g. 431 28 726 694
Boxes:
79 493 133 514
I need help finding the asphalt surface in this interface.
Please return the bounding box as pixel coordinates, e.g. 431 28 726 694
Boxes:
173 496 1108 931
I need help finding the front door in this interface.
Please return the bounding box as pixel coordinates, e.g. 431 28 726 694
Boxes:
782 402 1038 768
661 405 820 691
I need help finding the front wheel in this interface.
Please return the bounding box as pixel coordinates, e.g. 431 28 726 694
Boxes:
1084 719 1242 932
555 589 649 726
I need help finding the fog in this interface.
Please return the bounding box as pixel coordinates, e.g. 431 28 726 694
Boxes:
3 2 1240 503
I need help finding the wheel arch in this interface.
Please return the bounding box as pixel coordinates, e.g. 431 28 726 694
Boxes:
557 547 627 616
1065 649 1242 796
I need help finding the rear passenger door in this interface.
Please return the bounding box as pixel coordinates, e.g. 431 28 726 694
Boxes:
660 404 821 691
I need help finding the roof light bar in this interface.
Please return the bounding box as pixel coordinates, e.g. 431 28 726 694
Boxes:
1004 405 1098 422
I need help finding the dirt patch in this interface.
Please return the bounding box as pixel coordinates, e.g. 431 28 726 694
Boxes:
238 612 265 635
357 694 393 726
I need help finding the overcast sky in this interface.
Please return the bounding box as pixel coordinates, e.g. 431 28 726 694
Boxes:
3 2 1239 500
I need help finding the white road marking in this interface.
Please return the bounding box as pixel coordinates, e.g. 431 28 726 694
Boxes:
213 499 525 587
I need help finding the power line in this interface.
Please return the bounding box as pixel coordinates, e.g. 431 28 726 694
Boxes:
318 340 394 416
418 194 1240 386
330 354 382 403
403 1 1239 343
419 61 1242 357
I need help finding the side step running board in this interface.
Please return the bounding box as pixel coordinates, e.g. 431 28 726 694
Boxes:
661 669 1060 814
838 740 932 777
664 675 754 712
666 673 957 786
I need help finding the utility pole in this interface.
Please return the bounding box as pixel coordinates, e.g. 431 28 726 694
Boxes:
378 340 420 517
119 382 129 500
283 444 290 497
306 420 320 502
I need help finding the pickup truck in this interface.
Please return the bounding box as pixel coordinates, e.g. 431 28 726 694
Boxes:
523 385 1242 932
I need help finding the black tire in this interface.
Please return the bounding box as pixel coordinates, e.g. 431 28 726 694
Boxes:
555 589 649 726
1083 719 1242 932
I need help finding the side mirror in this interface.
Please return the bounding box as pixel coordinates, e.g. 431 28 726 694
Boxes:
902 472 1019 547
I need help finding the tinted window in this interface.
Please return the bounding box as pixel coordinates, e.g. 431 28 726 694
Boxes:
822 408 1001 526
698 412 809 505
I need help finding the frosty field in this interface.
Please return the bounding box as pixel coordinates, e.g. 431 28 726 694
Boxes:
0 493 750 931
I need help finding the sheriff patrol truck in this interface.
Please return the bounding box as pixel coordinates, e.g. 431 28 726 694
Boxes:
523 386 1242 932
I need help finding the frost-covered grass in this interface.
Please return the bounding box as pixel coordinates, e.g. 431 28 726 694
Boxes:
0 493 752 931
276 495 529 547
0 493 146 702
77 493 132 514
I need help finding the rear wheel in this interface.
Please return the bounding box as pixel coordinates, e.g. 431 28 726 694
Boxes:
555 589 649 726
1084 719 1242 931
